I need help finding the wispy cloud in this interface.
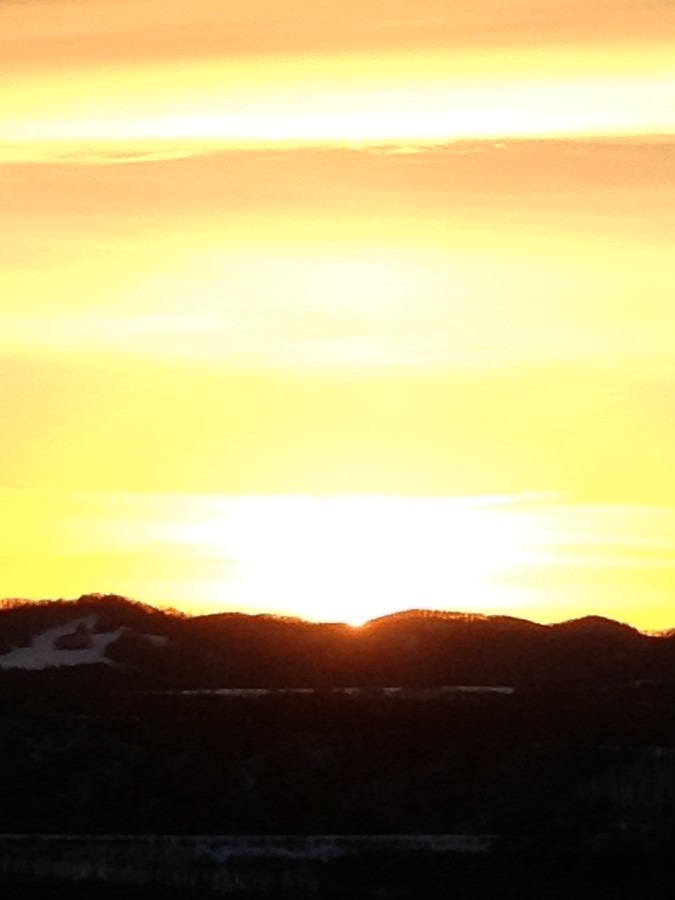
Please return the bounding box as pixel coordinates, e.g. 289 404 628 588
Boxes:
0 143 212 166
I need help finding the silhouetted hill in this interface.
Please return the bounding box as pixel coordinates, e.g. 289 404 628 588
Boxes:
3 596 675 884
0 594 674 690
187 612 355 687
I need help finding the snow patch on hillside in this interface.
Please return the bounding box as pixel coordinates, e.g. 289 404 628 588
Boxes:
0 616 123 670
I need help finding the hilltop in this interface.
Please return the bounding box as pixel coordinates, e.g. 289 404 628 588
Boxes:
0 593 673 690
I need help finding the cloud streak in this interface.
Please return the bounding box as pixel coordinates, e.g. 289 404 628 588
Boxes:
2 0 674 164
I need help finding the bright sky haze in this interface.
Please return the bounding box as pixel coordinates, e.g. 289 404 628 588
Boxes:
1 0 674 628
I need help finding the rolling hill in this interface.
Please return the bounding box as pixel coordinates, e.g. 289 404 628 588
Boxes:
0 594 673 690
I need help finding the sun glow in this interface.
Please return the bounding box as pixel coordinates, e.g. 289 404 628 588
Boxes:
171 496 549 625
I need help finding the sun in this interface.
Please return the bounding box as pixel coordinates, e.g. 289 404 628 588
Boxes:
180 495 545 624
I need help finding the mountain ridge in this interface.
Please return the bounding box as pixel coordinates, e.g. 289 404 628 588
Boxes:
0 593 661 631
0 593 672 690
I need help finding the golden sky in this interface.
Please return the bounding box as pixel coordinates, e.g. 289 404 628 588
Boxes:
1 0 674 628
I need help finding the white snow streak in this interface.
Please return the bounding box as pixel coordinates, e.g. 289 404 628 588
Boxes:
0 616 122 670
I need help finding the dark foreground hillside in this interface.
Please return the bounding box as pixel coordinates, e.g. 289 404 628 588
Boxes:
2 683 675 836
2 596 675 895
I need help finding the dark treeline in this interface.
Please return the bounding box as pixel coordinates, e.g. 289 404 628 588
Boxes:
2 684 675 836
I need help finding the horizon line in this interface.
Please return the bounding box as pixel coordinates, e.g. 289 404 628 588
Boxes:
1 593 672 637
